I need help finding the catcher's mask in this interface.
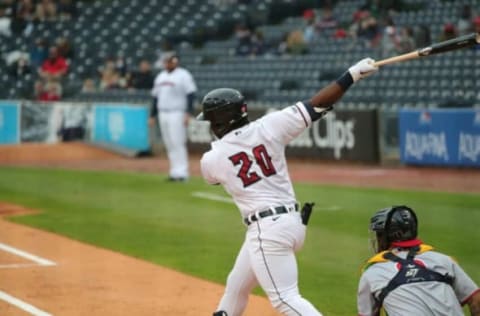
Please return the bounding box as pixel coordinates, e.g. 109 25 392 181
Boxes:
369 205 418 253
197 88 248 138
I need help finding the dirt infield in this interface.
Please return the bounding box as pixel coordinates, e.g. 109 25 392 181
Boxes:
0 142 479 315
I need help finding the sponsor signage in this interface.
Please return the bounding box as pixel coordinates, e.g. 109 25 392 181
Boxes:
0 102 20 145
399 109 480 167
93 104 149 151
188 107 379 162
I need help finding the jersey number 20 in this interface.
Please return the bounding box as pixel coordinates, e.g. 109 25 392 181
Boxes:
229 144 277 187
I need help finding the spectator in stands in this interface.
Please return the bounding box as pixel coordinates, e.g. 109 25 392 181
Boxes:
57 0 76 21
11 0 36 35
35 0 57 21
8 55 31 78
438 23 458 42
357 11 380 47
286 29 308 55
315 6 338 36
249 30 266 56
98 58 122 90
234 23 252 56
39 46 69 81
303 18 316 44
81 78 96 92
380 17 400 57
29 38 48 69
128 59 154 90
37 80 62 101
349 10 380 49
55 36 74 62
414 24 431 47
457 4 475 36
397 26 415 53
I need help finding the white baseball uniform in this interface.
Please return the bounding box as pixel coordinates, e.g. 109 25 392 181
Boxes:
201 101 327 316
152 66 197 179
358 245 480 316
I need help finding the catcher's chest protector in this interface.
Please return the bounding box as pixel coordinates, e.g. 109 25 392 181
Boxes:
375 248 454 306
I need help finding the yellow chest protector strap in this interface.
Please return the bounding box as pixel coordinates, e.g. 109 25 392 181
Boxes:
361 244 434 273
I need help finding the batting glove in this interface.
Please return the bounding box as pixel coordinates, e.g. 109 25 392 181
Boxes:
348 58 378 82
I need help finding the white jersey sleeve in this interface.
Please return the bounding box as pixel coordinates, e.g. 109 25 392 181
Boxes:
357 272 376 316
449 257 480 304
200 150 219 185
261 101 313 145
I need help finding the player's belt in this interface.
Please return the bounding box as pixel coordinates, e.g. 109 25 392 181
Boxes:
244 204 299 226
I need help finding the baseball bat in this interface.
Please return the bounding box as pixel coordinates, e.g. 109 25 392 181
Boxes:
373 32 480 67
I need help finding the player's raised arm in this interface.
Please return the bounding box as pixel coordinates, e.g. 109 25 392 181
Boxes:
309 58 378 110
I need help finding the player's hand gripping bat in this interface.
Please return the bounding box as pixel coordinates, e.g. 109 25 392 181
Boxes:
373 32 480 67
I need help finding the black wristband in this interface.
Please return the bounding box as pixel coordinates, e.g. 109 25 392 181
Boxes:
336 71 354 91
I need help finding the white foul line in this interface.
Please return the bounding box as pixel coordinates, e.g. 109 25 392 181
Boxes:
192 192 341 211
0 242 56 266
0 290 52 316
192 191 234 204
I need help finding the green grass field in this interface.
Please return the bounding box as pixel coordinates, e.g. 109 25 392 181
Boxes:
0 166 479 315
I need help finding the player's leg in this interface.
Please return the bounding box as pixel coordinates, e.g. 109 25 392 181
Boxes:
158 112 174 176
247 215 322 315
158 112 188 179
214 241 258 316
165 112 188 179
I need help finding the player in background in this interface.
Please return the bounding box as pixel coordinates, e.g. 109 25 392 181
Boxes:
358 205 480 316
197 58 378 316
150 52 197 181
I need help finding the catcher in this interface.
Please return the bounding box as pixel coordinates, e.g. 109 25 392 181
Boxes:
358 205 480 316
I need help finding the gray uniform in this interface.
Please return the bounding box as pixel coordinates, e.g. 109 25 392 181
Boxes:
358 248 479 316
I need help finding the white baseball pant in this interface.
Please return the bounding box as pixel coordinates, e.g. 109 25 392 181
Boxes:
216 212 322 316
157 111 189 179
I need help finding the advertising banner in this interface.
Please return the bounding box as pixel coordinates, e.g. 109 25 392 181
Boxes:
0 101 20 145
399 109 480 167
92 104 149 152
188 107 379 162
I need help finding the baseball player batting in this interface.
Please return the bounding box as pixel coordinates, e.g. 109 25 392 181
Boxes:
358 206 480 316
197 57 378 315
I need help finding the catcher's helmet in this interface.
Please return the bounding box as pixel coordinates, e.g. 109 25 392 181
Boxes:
197 88 248 138
369 205 418 252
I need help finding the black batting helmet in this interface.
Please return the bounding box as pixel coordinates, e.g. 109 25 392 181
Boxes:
369 205 418 252
197 88 248 138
